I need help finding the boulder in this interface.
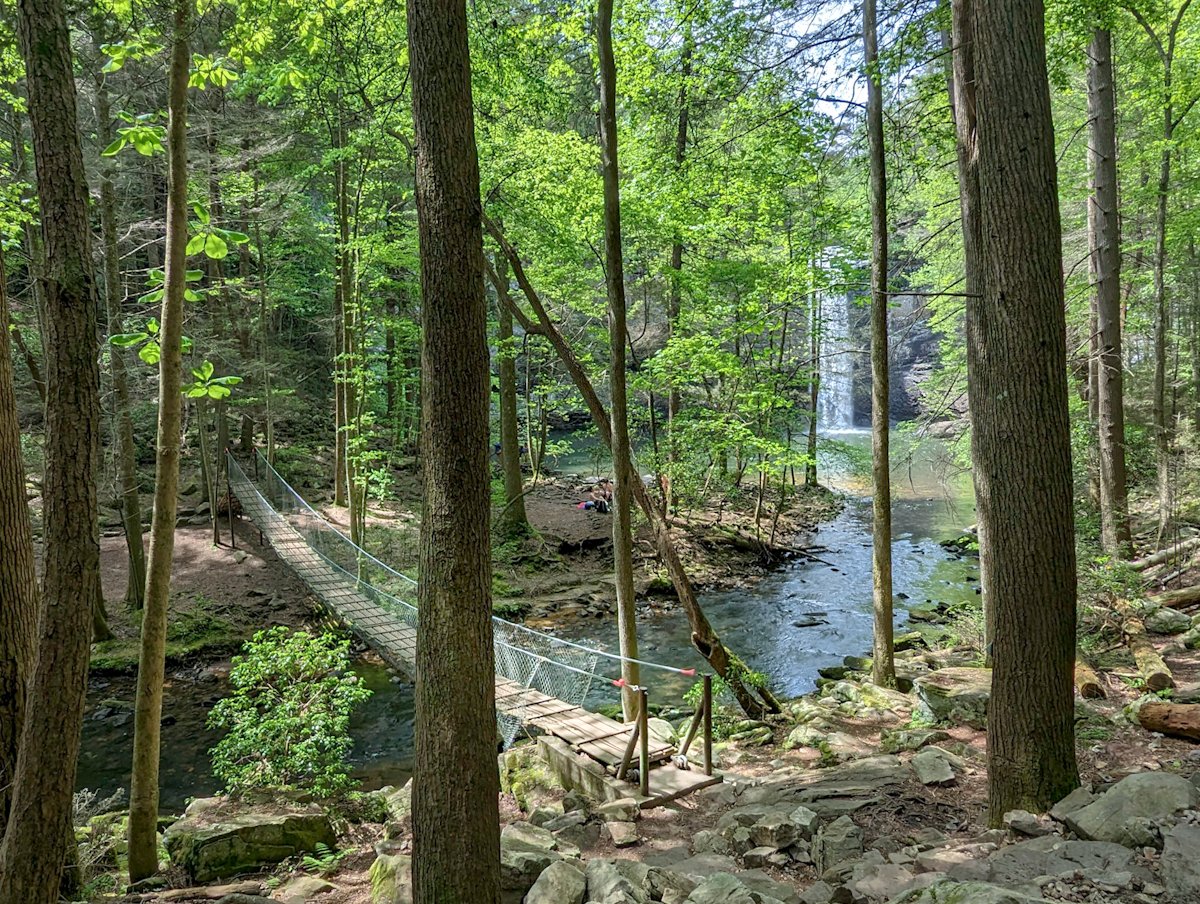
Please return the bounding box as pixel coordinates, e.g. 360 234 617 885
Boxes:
911 748 956 786
1002 810 1052 838
1144 605 1192 635
606 821 640 848
1063 772 1199 846
502 821 558 853
646 867 696 904
163 797 336 883
368 853 412 904
887 879 1046 903
524 860 585 904
585 858 647 904
879 729 950 754
913 668 990 728
812 815 863 873
944 835 1147 892
275 876 336 904
685 873 755 904
1048 785 1095 822
597 798 640 823
1161 824 1200 902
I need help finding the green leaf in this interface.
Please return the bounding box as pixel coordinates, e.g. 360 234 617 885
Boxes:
203 233 229 259
186 234 207 256
145 318 160 335
207 384 232 399
196 360 215 381
218 228 250 245
138 342 161 365
101 138 127 157
110 332 148 348
185 386 208 398
139 288 165 305
184 289 203 302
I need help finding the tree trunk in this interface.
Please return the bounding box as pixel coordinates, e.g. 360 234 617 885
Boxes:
0 244 38 838
948 0 995 661
1088 28 1132 557
597 0 641 721
806 270 819 486
1153 105 1173 541
1074 657 1105 699
483 214 779 719
95 68 147 606
0 0 102 897
495 250 528 534
407 1 501 901
666 28 692 514
127 0 190 880
864 0 895 689
972 0 1079 821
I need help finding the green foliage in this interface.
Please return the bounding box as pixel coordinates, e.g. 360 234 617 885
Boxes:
208 628 371 797
300 842 348 876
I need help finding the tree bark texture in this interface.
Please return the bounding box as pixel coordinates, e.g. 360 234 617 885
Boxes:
972 0 1080 820
0 245 38 837
495 250 528 533
864 0 895 689
96 72 148 607
407 1 501 901
597 0 641 720
949 0 995 660
1087 28 1132 556
0 0 102 898
127 0 190 880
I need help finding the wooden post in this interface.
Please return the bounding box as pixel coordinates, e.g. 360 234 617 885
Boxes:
226 449 236 550
638 687 649 797
617 716 640 782
678 697 705 757
703 673 713 776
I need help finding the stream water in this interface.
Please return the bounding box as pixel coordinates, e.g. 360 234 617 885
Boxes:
552 430 981 708
77 430 977 810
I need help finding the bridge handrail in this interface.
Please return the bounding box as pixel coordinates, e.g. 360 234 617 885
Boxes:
242 449 699 679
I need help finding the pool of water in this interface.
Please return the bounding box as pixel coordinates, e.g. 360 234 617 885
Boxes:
77 661 415 812
553 429 980 707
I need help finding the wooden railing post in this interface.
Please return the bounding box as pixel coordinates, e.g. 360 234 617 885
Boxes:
638 687 650 797
703 673 712 776
617 715 640 782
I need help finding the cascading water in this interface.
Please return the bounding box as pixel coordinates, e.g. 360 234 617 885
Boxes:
818 290 856 430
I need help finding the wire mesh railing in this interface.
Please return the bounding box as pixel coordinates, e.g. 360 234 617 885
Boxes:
228 449 612 745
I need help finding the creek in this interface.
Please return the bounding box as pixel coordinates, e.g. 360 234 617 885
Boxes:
77 431 977 810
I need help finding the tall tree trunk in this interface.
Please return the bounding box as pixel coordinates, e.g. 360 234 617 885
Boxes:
948 0 995 661
597 0 641 720
408 1 501 901
972 0 1079 821
1153 113 1173 541
1088 28 1132 556
0 244 38 838
495 250 529 533
806 268 819 486
864 0 895 689
665 27 692 515
127 0 190 879
332 97 350 509
95 67 148 606
0 0 102 897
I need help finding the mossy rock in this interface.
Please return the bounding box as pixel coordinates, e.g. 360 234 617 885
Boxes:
163 796 336 883
369 853 413 904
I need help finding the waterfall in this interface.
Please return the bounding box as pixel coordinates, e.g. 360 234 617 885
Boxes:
818 291 855 430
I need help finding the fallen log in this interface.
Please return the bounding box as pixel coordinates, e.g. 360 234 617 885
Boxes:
1149 585 1200 610
1074 657 1106 699
1130 536 1200 571
1113 598 1174 691
1137 702 1200 741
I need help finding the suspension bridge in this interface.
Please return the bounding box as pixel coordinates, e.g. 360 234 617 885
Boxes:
225 450 721 805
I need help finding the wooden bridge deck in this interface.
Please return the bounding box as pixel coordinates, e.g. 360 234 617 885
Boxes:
232 467 719 803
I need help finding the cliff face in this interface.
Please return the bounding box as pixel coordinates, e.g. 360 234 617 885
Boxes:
848 292 943 427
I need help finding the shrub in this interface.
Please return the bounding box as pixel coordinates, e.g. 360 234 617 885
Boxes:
208 627 371 797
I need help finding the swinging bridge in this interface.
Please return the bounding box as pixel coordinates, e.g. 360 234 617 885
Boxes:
225 450 721 805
